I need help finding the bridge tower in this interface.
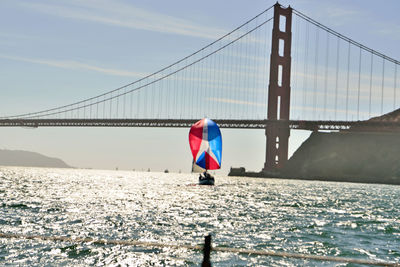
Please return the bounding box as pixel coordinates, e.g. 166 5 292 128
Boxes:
263 3 292 171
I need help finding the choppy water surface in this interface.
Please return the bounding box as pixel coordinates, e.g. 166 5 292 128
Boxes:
0 167 399 266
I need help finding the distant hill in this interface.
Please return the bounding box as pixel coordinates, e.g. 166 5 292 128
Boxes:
281 131 400 184
0 149 72 168
229 109 400 185
281 109 400 184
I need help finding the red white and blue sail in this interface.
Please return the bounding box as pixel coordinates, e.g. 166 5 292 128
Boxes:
189 118 222 170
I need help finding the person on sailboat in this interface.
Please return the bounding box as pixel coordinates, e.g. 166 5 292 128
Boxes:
200 171 214 181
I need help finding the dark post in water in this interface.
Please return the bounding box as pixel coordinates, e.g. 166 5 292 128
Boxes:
264 3 293 171
201 234 212 267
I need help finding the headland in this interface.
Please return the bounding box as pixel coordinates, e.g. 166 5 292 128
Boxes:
229 109 400 185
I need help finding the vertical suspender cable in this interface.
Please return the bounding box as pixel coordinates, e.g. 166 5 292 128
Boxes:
218 43 222 119
204 48 209 118
102 95 107 119
265 16 271 119
394 64 398 109
89 100 92 119
345 41 350 120
158 77 162 119
229 35 234 119
130 84 133 118
144 83 148 119
170 69 174 119
207 47 212 118
166 74 170 118
201 49 205 118
181 60 186 119
173 61 178 118
152 75 156 119
211 46 216 119
234 33 241 119
172 66 176 118
245 29 248 119
177 62 180 119
334 37 340 120
381 58 385 114
123 88 126 118
109 93 112 119
245 25 251 117
116 92 119 118
204 48 208 118
158 76 162 119
96 97 99 119
323 32 329 120
238 27 244 119
181 60 184 118
212 46 217 119
136 85 140 118
254 17 267 119
196 54 200 119
248 20 259 119
190 56 194 119
193 56 198 119
148 79 150 119
187 59 191 119
197 50 202 118
369 53 373 117
214 44 219 119
158 75 162 118
293 15 300 119
313 27 319 119
302 21 310 119
218 37 223 119
357 47 362 120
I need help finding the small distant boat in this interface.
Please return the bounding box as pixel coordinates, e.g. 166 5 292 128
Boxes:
189 118 222 185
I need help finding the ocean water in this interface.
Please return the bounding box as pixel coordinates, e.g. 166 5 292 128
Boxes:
0 167 399 266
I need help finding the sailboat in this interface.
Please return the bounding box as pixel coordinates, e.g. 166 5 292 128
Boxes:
189 118 222 185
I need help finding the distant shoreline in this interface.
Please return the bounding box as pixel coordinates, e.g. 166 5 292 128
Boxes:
0 149 72 169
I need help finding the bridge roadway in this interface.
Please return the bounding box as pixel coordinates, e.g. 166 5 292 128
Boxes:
0 119 399 132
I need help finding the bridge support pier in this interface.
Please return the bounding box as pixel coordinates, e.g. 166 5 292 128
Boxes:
263 3 292 172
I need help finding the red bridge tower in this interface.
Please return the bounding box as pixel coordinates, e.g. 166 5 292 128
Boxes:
263 3 293 171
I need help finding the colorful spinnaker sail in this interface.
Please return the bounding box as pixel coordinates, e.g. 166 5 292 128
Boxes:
191 160 206 173
189 118 222 170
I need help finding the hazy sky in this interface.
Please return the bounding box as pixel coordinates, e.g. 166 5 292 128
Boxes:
0 0 399 173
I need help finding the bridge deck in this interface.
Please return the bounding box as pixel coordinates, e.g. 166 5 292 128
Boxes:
0 119 399 132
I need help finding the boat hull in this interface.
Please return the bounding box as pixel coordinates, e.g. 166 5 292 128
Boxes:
199 178 215 185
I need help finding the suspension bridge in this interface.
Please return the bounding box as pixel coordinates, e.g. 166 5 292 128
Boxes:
1 3 399 171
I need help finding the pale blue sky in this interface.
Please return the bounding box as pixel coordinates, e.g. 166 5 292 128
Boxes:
0 0 399 173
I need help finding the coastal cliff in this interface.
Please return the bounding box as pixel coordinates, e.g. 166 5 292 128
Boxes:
281 109 400 184
229 109 400 185
0 149 71 168
281 131 400 184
